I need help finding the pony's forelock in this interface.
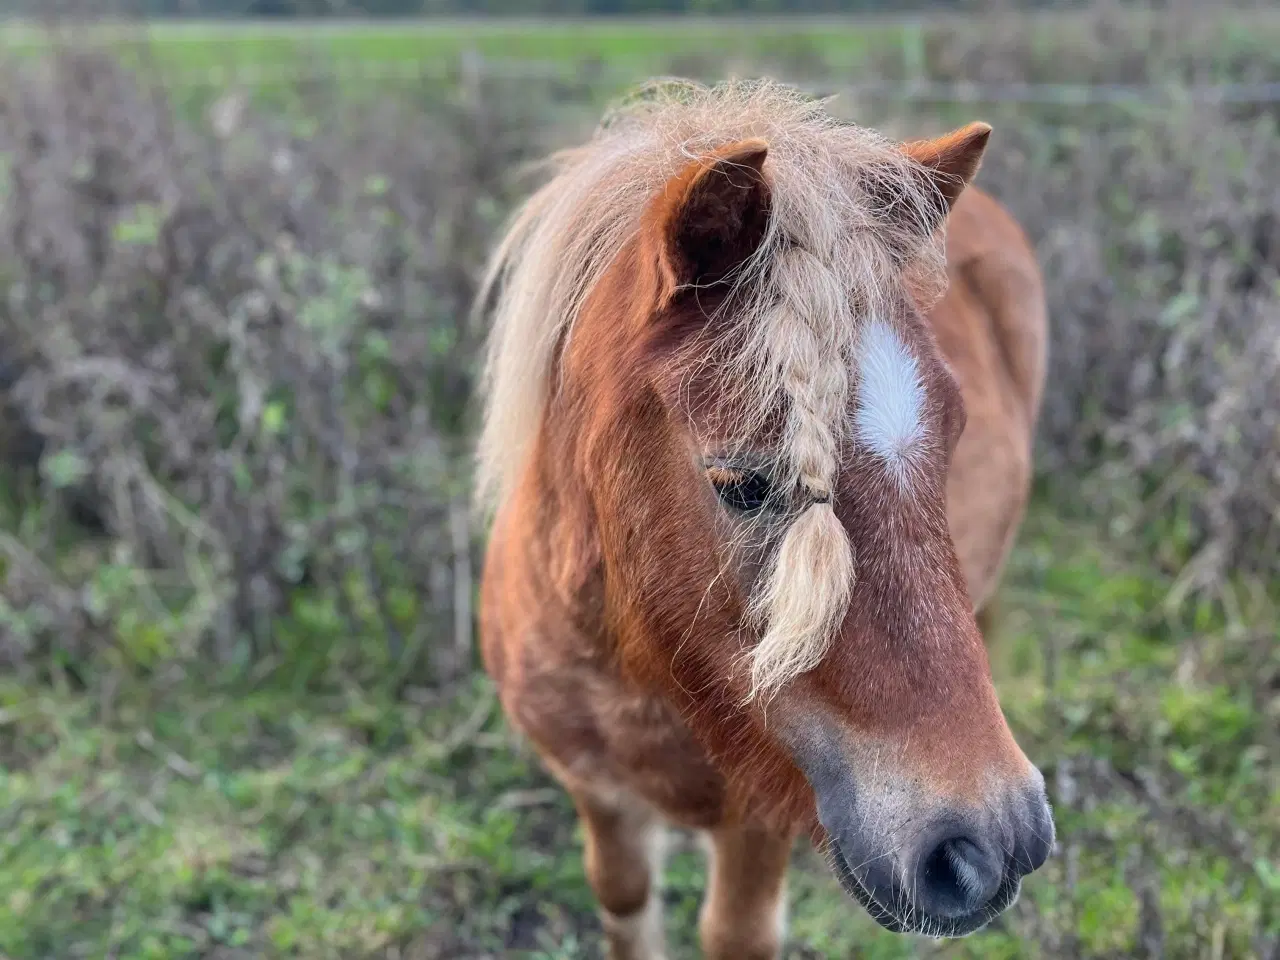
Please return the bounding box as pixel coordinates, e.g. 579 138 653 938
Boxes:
474 79 950 700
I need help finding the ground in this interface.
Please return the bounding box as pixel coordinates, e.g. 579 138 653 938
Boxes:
2 500 1273 959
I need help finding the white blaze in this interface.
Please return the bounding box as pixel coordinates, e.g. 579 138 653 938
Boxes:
855 319 927 478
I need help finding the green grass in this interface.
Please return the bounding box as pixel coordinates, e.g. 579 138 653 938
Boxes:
2 10 1279 92
0 18 916 79
1 501 1275 958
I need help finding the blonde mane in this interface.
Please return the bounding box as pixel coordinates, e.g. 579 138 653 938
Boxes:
474 79 951 700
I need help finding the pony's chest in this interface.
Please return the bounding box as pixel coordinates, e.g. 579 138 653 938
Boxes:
511 648 729 829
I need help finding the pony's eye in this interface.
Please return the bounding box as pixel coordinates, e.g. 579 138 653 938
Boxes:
707 465 774 513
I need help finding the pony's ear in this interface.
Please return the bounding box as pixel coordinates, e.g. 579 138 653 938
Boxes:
651 138 772 294
871 122 992 248
902 121 991 217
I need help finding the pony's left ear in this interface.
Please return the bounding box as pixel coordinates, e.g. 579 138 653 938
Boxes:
901 121 992 220
650 138 772 295
872 121 992 249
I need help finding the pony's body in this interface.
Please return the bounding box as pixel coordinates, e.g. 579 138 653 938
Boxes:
475 82 1052 959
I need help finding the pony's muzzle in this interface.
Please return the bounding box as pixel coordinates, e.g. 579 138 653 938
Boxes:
806 743 1055 936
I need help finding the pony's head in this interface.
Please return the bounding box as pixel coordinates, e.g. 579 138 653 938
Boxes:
476 80 1053 937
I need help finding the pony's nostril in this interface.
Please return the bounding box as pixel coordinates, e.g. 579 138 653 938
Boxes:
916 835 1003 919
940 839 985 897
1013 791 1055 876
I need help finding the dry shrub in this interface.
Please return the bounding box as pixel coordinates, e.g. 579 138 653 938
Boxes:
0 45 559 683
863 0 1280 89
980 102 1280 586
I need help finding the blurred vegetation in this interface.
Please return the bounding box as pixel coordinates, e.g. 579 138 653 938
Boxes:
0 3 1277 958
0 0 1030 17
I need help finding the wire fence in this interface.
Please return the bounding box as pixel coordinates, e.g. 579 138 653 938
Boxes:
117 53 1280 108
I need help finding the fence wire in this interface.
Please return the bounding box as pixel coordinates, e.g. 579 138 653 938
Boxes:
119 54 1280 106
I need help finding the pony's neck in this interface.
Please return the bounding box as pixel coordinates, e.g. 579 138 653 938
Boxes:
507 230 673 630
516 378 608 621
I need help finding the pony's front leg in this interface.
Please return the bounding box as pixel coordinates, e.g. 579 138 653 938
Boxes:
698 822 796 960
570 784 669 960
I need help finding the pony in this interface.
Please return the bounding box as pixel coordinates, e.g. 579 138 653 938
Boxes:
473 80 1053 959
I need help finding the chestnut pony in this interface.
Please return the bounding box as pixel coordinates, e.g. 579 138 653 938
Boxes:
474 81 1053 959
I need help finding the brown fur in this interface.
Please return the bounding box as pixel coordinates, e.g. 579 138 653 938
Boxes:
477 85 1051 957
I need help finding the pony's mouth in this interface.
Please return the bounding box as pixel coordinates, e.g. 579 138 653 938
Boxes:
825 838 1022 938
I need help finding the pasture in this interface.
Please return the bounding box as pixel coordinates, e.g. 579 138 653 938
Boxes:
3 9 1280 90
0 8 1277 959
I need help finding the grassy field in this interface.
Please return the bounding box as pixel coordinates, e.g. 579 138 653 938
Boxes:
0 18 922 76
2 10 1279 88
4 500 1274 959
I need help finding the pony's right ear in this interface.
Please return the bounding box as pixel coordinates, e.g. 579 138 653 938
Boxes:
866 122 991 260
648 139 772 296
